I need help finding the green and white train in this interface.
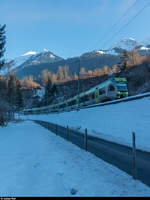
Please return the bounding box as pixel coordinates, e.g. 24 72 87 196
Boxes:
24 77 128 115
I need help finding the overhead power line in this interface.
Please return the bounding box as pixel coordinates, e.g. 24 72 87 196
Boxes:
106 1 150 50
89 0 137 51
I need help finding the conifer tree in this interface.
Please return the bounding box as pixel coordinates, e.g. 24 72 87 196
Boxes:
119 50 129 71
16 81 24 112
50 84 57 96
0 24 6 70
44 77 53 105
8 74 17 107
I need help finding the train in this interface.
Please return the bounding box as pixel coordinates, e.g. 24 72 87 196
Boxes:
23 77 128 115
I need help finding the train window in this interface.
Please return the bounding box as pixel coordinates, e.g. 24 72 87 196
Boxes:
64 103 66 108
117 85 127 91
72 100 76 105
80 95 89 103
80 96 84 103
68 100 75 106
85 95 90 101
68 101 72 106
99 89 105 95
88 92 95 99
92 92 95 99
59 104 63 109
88 93 91 99
108 85 115 91
60 103 66 108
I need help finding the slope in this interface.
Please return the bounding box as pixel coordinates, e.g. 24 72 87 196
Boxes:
0 120 150 196
25 96 150 153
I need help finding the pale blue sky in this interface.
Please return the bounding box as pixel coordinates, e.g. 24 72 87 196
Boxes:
1 0 150 59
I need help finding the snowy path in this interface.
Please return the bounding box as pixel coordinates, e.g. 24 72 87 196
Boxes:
0 121 150 196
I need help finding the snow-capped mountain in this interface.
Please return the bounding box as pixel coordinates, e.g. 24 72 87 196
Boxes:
135 45 150 55
111 37 138 54
82 38 150 57
22 49 63 67
1 49 63 75
113 37 137 51
1 51 37 75
111 37 150 55
81 49 105 57
2 37 150 79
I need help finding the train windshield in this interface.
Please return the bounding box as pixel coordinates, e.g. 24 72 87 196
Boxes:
117 83 128 91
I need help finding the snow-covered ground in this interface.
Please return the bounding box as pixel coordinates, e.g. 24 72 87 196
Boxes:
0 121 150 196
23 96 150 153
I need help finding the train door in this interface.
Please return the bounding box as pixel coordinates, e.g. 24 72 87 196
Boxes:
95 88 99 103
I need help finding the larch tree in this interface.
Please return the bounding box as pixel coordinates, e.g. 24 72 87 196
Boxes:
57 66 64 81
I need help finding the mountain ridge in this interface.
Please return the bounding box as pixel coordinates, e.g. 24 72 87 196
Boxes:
2 38 150 79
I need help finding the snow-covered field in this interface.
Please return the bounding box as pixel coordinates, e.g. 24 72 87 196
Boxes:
0 121 150 196
24 97 150 153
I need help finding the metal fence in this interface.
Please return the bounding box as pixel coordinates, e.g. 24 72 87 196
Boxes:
33 119 150 187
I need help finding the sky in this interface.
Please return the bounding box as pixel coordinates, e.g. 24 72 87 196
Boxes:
1 0 150 60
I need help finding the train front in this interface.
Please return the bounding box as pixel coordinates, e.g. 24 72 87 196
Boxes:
114 78 128 98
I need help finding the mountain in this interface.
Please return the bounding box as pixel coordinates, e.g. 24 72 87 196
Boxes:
21 49 63 67
112 37 150 55
135 45 150 55
1 49 63 75
1 51 37 75
112 38 137 51
1 48 120 79
2 38 150 79
13 53 119 79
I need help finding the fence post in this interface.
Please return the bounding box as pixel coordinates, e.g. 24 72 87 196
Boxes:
56 124 58 135
67 125 69 140
84 128 88 151
132 131 136 179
